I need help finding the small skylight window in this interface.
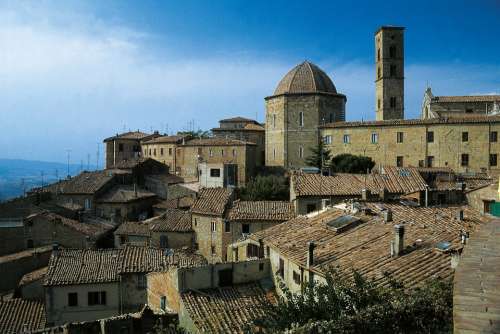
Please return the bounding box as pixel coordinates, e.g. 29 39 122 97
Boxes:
399 169 410 177
435 241 451 252
326 215 360 232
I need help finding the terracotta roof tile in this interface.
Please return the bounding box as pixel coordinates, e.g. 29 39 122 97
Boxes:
228 201 296 221
26 212 113 238
154 196 194 210
18 267 48 287
183 138 255 146
219 116 259 123
192 188 233 216
0 299 46 333
432 95 500 103
114 221 150 237
273 61 338 96
103 131 151 142
181 283 276 334
321 115 500 128
250 203 489 288
141 135 185 144
97 185 156 203
44 247 206 286
57 171 115 195
147 209 192 232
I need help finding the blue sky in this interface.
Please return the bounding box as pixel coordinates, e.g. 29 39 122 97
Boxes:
1 0 499 164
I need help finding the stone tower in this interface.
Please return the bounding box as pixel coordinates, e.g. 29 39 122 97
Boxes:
375 26 405 120
265 61 346 169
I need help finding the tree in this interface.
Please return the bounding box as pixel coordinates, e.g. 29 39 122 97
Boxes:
330 154 375 174
248 269 453 334
177 129 211 139
239 175 289 201
305 141 332 170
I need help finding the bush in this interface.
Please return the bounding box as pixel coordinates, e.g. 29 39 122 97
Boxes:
240 175 289 201
248 269 453 334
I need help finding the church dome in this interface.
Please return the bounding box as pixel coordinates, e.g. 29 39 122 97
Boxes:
273 61 337 96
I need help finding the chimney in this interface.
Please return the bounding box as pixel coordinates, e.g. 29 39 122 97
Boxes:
361 188 371 201
379 188 388 201
383 209 393 222
456 210 464 221
392 224 405 257
306 241 316 268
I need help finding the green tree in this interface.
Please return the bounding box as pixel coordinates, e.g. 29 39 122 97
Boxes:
177 129 211 139
330 153 375 174
305 141 332 170
248 269 453 334
240 175 289 201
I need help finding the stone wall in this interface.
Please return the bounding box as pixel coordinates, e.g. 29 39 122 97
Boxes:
105 139 141 169
192 213 225 263
142 142 178 171
466 183 499 214
120 273 148 313
150 231 193 249
0 223 25 256
321 122 500 174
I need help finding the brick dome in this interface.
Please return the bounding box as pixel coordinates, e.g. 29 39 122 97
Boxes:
273 61 337 96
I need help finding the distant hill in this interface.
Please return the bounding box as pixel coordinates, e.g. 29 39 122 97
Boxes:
0 159 83 202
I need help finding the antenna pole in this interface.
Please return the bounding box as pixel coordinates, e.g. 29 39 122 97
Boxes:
66 149 72 178
96 143 100 171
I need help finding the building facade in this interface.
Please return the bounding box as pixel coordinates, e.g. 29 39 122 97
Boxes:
265 61 346 169
104 131 160 169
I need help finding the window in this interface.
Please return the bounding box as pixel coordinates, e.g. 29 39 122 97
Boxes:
153 149 156 156
273 148 276 159
397 132 404 143
137 274 147 288
211 221 217 232
466 108 473 113
329 113 334 123
306 203 316 213
160 235 168 248
211 246 216 255
491 131 498 142
299 112 304 127
490 154 497 166
210 168 221 177
371 133 378 144
118 143 124 152
272 114 276 129
242 224 250 234
160 296 167 311
169 148 172 156
427 131 434 143
377 48 380 61
293 271 301 285
194 218 197 227
84 198 91 210
232 149 236 157
377 67 381 79
120 235 127 245
426 156 434 167
149 149 151 155
299 146 304 158
278 258 285 278
88 291 106 306
390 97 397 108
209 149 213 157
390 64 396 77
197 148 202 155
461 154 469 167
27 239 34 248
221 149 225 156
266 246 270 257
224 221 230 233
343 134 350 144
247 244 259 258
159 148 163 156
389 45 396 58
377 99 381 109
462 132 468 142
323 135 332 145
68 293 78 307
259 263 264 271
396 156 404 167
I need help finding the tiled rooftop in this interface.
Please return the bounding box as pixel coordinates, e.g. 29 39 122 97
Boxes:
114 221 150 237
18 266 48 286
292 166 427 197
182 138 255 147
147 209 192 232
45 247 206 286
228 201 296 221
192 187 233 216
181 283 275 334
141 135 185 144
103 131 151 142
219 116 259 123
26 211 113 237
0 299 46 334
153 196 194 210
56 171 115 195
432 95 500 103
250 203 490 287
97 185 156 203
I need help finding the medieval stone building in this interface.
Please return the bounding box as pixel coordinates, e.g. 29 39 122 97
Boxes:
265 61 346 169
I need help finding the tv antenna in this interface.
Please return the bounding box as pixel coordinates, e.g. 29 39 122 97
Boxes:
66 149 72 178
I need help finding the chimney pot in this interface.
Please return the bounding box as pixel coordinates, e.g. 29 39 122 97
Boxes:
384 209 393 222
361 188 371 201
306 241 316 268
393 224 405 256
457 210 464 221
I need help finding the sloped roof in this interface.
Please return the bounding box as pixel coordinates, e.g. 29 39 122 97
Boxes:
147 209 192 232
103 131 151 142
181 283 276 334
191 187 233 216
372 166 428 194
219 116 259 123
153 196 194 210
228 201 296 221
18 266 48 286
432 95 500 103
141 135 185 144
0 299 46 334
97 185 156 203
250 203 489 288
45 247 206 286
114 221 150 237
273 61 338 96
183 138 255 147
57 171 115 195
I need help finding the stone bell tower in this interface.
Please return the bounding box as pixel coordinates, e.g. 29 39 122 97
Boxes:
375 26 405 120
